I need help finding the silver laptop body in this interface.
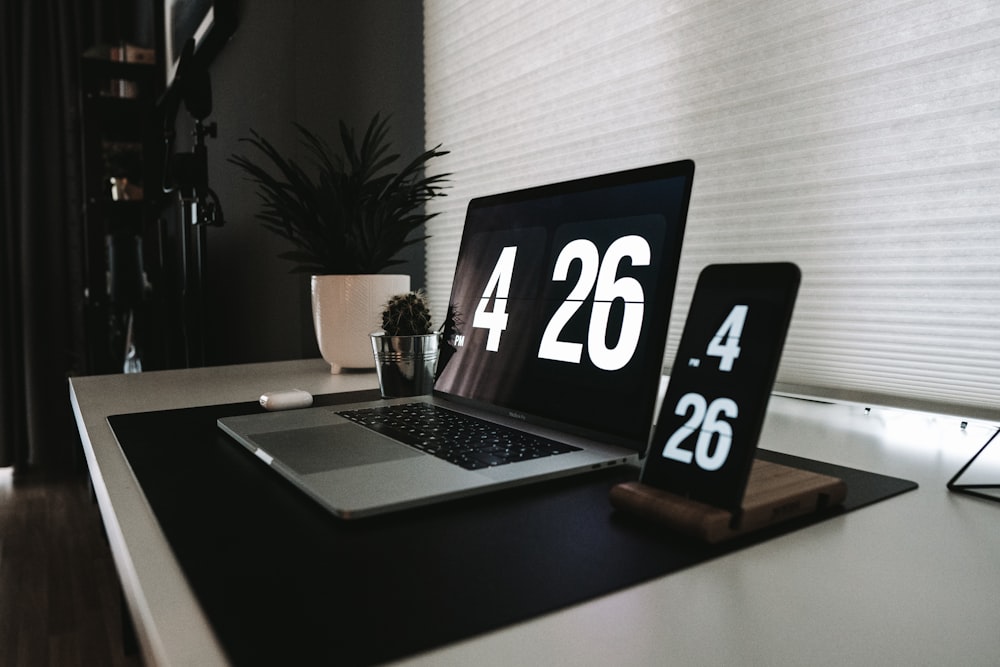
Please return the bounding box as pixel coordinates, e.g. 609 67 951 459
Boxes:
219 159 695 518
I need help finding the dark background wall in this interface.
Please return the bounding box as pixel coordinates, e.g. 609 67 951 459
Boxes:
177 0 426 365
0 0 425 468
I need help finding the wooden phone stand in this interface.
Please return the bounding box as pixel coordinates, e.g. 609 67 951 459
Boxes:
610 459 847 544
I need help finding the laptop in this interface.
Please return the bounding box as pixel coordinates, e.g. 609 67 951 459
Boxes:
218 159 695 518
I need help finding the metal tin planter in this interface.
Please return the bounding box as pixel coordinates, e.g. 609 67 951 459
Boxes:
370 332 440 398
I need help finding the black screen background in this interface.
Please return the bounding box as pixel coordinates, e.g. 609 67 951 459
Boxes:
434 163 693 448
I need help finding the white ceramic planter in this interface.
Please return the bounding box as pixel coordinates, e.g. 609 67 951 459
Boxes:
311 274 410 373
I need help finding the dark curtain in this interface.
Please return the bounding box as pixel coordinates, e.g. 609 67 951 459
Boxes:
0 0 150 471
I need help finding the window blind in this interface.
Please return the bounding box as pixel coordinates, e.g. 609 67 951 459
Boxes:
423 0 1000 420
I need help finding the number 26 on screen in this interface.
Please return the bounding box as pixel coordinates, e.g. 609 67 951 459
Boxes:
660 305 747 471
472 235 650 371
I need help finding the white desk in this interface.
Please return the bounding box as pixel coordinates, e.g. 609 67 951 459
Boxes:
70 359 1000 666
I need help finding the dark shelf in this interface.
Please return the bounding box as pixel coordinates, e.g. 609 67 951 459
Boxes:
79 49 167 375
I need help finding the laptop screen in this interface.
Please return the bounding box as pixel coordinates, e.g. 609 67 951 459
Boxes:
434 160 695 449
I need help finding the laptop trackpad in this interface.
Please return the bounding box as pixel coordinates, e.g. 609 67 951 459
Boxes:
251 424 422 474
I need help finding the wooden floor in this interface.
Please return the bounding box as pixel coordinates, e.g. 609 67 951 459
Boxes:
0 467 141 667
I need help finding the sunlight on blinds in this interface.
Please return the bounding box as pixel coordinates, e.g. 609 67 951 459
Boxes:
423 0 1000 419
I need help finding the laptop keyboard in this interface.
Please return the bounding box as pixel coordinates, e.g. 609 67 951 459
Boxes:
337 403 581 470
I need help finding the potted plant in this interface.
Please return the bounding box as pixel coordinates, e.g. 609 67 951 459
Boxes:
229 113 449 372
371 290 440 397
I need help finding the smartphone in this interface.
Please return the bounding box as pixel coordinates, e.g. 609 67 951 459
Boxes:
640 262 801 512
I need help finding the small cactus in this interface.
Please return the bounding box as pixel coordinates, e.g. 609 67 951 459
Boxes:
381 290 434 336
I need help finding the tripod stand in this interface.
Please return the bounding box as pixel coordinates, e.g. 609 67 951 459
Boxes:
161 38 224 368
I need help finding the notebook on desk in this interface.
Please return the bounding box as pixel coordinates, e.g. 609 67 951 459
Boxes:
218 159 695 518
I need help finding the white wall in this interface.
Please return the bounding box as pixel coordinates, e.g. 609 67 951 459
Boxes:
423 0 1000 417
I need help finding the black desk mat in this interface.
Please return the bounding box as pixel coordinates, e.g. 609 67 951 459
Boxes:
109 391 917 666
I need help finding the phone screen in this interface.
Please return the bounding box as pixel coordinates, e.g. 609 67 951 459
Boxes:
640 263 801 512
